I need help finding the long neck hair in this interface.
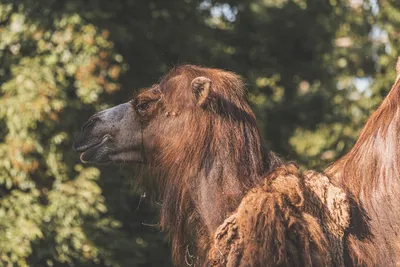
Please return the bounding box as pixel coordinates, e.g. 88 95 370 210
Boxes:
326 62 400 207
149 65 282 265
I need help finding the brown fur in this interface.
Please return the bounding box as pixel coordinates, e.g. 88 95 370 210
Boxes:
208 164 350 267
326 58 400 266
140 65 282 265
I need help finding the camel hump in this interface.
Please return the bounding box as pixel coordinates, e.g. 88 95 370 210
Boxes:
208 165 346 267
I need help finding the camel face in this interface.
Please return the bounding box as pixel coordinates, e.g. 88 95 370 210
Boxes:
74 101 145 164
74 72 214 165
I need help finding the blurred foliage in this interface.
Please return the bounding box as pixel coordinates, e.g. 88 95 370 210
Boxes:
0 0 399 266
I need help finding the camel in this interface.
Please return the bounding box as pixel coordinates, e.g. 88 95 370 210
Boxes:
74 61 400 266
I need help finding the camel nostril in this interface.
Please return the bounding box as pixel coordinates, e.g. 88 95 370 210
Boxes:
81 116 100 132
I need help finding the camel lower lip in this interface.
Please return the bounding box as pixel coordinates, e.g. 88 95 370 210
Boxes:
109 151 144 164
80 135 111 162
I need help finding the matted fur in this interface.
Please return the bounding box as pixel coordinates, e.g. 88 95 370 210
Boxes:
326 58 400 266
208 164 350 267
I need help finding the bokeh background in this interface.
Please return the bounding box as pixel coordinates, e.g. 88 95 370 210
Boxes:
0 0 399 266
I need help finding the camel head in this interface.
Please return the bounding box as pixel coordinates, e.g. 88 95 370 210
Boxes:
74 65 279 266
74 66 218 165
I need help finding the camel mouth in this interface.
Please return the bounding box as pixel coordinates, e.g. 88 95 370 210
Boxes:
78 134 112 163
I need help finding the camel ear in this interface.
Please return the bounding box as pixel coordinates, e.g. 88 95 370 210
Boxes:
191 76 211 107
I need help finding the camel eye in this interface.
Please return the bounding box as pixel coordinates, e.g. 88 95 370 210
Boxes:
136 102 149 113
